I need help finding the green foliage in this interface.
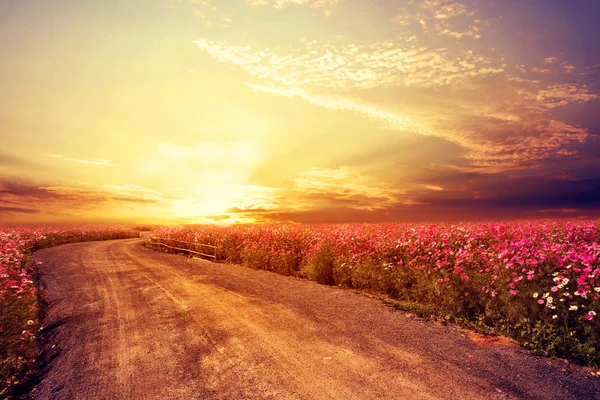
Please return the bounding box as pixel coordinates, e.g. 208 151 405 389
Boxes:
303 244 335 285
0 256 38 398
241 248 272 271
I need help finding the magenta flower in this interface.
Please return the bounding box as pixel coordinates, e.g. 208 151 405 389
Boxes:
585 311 596 321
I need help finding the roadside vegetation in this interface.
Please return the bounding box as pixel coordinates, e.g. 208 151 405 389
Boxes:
0 226 139 397
151 221 600 369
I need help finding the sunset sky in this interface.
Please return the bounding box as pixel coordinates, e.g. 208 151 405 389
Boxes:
1 0 599 225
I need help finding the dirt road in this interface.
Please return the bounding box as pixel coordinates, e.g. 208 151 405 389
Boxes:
28 239 599 399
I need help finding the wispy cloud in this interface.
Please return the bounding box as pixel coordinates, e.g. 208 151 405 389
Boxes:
102 184 164 202
0 179 171 223
246 0 343 15
393 0 483 40
187 0 217 28
194 33 598 168
422 184 444 191
194 37 505 91
47 154 122 167
286 166 403 211
0 180 162 205
533 83 599 108
0 206 40 215
244 83 423 133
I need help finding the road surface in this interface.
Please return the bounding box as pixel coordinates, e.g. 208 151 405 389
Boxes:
28 239 600 399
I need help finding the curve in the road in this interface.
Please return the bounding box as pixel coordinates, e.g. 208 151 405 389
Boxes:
29 238 600 399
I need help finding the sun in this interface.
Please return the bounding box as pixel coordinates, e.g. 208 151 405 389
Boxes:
170 187 236 218
167 181 279 223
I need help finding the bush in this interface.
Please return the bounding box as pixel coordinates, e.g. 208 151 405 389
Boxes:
150 221 600 368
304 244 335 285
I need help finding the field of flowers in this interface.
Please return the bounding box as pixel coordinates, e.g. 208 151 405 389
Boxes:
0 226 139 395
152 221 600 367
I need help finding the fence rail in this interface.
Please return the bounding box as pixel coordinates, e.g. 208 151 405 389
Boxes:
146 237 218 262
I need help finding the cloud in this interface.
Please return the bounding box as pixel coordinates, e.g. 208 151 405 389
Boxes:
0 178 182 223
186 0 218 28
0 206 39 214
244 83 423 133
536 209 578 213
285 166 403 211
533 84 599 109
413 167 600 212
186 0 342 28
562 63 576 74
194 37 505 91
422 184 444 191
0 180 53 198
0 180 164 208
47 154 122 167
194 30 599 168
166 183 280 222
245 0 343 15
222 164 441 222
393 0 483 40
103 184 164 201
0 177 282 224
531 66 551 74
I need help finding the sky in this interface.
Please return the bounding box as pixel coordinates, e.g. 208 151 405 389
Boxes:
1 0 600 225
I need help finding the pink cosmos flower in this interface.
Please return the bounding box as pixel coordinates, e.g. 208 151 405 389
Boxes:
585 311 596 321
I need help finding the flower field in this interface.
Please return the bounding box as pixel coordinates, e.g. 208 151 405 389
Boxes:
0 226 139 395
152 221 600 366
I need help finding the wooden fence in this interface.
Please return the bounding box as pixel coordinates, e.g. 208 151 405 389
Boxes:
146 236 218 262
